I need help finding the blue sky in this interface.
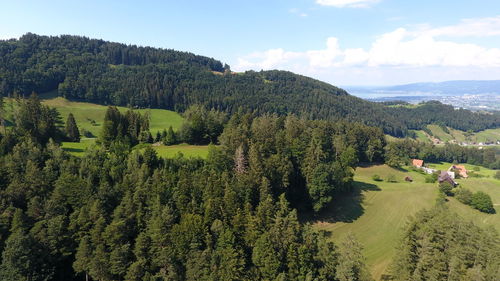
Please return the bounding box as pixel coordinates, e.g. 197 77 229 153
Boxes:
2 0 500 85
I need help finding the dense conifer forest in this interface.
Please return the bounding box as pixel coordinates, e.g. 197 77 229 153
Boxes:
1 34 499 137
0 34 499 281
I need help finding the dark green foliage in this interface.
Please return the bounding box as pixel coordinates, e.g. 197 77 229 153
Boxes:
372 174 382 181
163 126 177 145
0 107 381 280
336 234 372 281
424 172 438 183
439 181 454 196
391 207 500 280
454 188 473 205
99 106 149 147
179 105 228 144
471 191 495 214
387 138 499 169
13 94 63 145
3 34 498 137
65 113 80 142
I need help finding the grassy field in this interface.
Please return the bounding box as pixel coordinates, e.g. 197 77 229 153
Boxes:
410 130 432 143
427 124 453 142
313 165 438 280
41 97 184 136
150 143 210 159
312 163 500 280
61 138 96 156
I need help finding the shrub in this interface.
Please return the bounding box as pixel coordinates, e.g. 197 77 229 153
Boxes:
471 191 495 214
372 174 382 181
439 182 454 196
386 174 397 183
454 188 473 205
473 166 480 172
494 171 500 180
425 173 438 183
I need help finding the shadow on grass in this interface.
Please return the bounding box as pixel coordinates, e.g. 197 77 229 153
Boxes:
305 180 381 224
62 147 85 153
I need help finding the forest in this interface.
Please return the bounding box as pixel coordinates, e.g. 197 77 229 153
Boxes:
0 94 498 280
1 34 500 137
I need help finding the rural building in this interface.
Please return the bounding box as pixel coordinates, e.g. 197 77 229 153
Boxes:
449 165 468 178
412 159 424 168
438 171 457 187
421 167 437 174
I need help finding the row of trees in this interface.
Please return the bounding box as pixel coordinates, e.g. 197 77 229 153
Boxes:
384 139 500 169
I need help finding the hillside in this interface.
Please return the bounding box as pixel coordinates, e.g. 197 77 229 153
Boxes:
2 34 500 137
314 164 500 280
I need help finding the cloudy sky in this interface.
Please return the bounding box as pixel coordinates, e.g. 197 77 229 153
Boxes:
1 0 500 85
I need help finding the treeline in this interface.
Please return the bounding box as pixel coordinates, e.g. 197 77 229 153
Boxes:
0 97 388 280
3 34 498 137
388 101 500 132
385 139 500 169
391 206 499 280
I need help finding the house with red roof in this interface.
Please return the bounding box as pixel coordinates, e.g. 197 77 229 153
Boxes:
412 159 424 168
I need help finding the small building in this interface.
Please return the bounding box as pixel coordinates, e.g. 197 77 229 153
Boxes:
412 159 424 168
422 167 437 174
449 165 468 178
438 171 457 187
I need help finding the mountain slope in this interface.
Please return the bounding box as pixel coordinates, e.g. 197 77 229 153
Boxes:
1 33 499 136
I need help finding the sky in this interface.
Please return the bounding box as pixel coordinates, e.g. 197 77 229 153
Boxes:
1 0 500 86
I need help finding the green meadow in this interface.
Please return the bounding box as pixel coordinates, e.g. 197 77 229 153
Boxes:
313 163 499 280
41 97 184 136
149 143 210 159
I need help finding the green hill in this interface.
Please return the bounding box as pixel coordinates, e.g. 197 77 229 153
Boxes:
2 33 500 137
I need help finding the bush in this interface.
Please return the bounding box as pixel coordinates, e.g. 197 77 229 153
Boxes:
473 166 480 172
454 188 473 205
386 174 397 183
471 191 495 214
425 173 438 183
372 174 382 181
494 171 500 180
439 182 454 196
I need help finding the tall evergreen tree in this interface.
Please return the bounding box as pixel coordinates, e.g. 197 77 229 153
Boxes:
65 113 80 142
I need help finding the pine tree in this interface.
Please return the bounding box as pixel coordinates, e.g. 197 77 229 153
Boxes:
164 126 177 145
65 113 80 142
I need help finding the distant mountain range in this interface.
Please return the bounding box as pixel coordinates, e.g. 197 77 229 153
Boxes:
346 80 500 97
346 80 500 111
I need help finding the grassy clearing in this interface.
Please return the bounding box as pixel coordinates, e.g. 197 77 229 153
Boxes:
313 165 438 280
427 124 453 142
312 163 500 280
150 144 210 159
61 138 96 157
411 130 431 143
41 97 184 137
474 128 500 143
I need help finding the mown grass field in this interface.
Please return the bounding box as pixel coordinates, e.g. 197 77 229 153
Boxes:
150 144 210 159
313 163 500 280
61 138 96 156
41 97 184 136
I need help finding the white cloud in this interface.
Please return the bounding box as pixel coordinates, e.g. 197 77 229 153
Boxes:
289 8 308 17
422 16 500 37
316 0 380 8
235 16 500 74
